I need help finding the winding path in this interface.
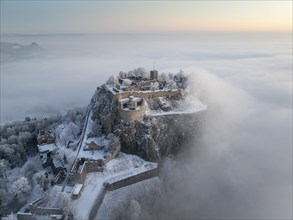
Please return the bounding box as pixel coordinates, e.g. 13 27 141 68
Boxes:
61 104 92 192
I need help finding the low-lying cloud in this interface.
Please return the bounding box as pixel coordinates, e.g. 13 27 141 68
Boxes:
1 32 291 122
139 70 292 219
1 32 292 218
95 67 291 219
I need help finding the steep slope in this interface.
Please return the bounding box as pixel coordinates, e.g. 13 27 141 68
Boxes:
90 86 206 162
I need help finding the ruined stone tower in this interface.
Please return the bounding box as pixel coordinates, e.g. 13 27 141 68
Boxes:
150 70 158 80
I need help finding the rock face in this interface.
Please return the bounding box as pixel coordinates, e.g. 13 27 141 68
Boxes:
91 86 205 162
91 87 119 134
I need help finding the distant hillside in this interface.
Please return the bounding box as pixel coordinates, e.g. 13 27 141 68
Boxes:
0 42 46 64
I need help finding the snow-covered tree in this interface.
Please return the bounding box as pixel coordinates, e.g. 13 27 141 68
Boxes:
0 189 9 217
122 79 132 86
106 75 119 85
7 135 18 144
34 172 49 191
176 69 185 78
158 72 170 82
67 122 80 139
119 71 127 79
168 72 174 80
135 67 149 78
20 156 42 179
54 147 75 166
165 79 178 90
55 122 79 146
9 177 31 201
18 132 32 144
47 186 69 208
150 82 160 91
128 71 135 78
6 127 16 137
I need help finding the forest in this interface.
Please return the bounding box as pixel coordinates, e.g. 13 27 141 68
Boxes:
0 108 87 217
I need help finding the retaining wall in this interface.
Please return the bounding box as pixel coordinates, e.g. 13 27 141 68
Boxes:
88 186 108 220
69 143 120 184
103 85 184 101
17 213 34 220
119 106 146 122
102 143 121 164
105 166 159 191
68 161 103 185
29 206 63 216
88 166 159 220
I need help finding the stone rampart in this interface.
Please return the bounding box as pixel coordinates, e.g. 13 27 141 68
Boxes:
69 142 120 185
103 85 184 101
88 186 108 220
102 143 121 164
68 161 103 185
29 192 49 209
17 194 64 220
88 166 159 220
29 206 63 216
105 166 159 191
17 213 34 220
119 105 146 122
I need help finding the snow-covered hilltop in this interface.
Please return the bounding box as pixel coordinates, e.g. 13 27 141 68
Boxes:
91 67 207 161
1 68 206 220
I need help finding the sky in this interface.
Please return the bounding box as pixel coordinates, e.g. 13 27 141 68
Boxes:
1 1 292 34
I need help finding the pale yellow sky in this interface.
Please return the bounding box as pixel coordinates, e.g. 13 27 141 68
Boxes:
1 1 292 34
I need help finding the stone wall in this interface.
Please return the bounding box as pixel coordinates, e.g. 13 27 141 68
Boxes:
68 161 103 185
87 165 159 220
68 142 120 185
30 194 49 207
29 206 63 216
105 166 159 191
88 185 108 220
17 213 34 220
17 193 64 220
102 143 121 164
119 105 146 122
103 85 184 101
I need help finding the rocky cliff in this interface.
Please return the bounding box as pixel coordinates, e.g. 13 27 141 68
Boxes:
91 86 205 162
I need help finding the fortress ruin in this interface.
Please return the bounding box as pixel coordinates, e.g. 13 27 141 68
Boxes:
104 69 187 122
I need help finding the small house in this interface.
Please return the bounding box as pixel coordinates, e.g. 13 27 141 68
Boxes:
51 159 65 175
71 183 84 199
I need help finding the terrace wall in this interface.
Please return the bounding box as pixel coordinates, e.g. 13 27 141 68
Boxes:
103 85 184 101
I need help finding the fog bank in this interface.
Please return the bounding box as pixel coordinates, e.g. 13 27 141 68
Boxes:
1 32 292 218
1 32 291 123
141 70 292 219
